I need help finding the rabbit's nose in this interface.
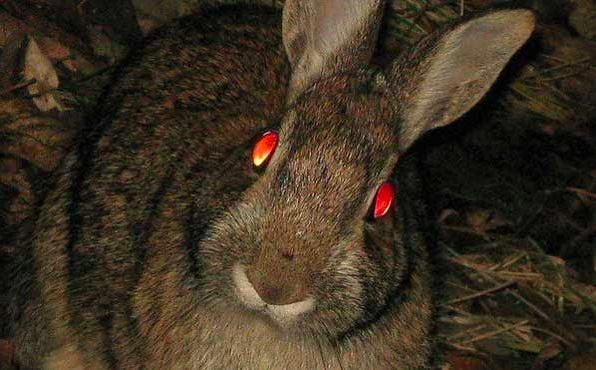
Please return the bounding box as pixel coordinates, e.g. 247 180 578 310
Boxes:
232 264 316 321
245 267 307 306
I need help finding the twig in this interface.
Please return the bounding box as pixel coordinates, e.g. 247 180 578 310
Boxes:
440 225 490 238
446 280 477 293
542 54 596 71
522 56 592 80
566 187 596 200
0 80 36 97
573 324 596 329
441 305 474 318
458 320 529 346
510 83 570 117
446 324 488 341
495 271 543 280
530 326 575 348
444 341 478 353
445 248 557 321
509 289 553 321
444 280 516 305
540 68 595 83
490 252 527 271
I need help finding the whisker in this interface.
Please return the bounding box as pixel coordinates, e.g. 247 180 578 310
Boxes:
332 341 346 370
322 322 345 370
312 329 328 369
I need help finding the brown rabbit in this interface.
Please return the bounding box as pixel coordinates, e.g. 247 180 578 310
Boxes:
9 1 535 369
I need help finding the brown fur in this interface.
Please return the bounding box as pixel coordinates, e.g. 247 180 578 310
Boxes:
10 2 534 370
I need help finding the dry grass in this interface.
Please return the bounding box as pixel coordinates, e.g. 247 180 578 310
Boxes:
0 1 594 370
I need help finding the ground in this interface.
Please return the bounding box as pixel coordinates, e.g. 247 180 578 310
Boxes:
0 1 594 370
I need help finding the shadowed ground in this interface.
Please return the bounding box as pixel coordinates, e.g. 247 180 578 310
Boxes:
0 1 594 369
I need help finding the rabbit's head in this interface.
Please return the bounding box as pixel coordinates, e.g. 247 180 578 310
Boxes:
197 0 535 338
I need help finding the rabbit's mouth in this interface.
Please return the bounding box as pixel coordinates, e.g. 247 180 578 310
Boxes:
231 263 316 327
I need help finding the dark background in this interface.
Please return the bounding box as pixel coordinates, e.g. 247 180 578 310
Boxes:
0 1 594 369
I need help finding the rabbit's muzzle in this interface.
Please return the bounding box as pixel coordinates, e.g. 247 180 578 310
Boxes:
232 263 316 325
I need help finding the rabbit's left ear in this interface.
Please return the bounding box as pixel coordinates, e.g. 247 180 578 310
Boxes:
282 0 384 102
388 9 535 150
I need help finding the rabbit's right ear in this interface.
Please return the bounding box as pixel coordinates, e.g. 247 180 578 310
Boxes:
387 9 535 150
282 0 384 103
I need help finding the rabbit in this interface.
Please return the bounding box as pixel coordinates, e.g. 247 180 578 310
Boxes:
8 0 535 369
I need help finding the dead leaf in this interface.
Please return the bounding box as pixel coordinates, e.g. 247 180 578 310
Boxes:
62 54 98 76
0 158 34 225
0 11 28 48
0 98 74 225
467 209 511 234
23 37 63 112
569 0 596 40
38 36 71 62
569 277 596 300
0 31 27 89
136 15 161 35
532 338 563 369
445 353 488 370
88 25 127 64
564 352 596 370
0 340 13 367
438 209 460 224
0 98 70 170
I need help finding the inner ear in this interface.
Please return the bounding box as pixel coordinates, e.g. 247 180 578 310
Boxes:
389 9 535 150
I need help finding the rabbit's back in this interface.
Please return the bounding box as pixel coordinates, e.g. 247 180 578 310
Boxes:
12 5 291 369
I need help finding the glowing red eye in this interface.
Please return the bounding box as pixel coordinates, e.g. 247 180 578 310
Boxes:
373 182 394 219
252 131 278 168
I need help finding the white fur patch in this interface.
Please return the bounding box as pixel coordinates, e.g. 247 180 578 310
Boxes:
232 263 316 325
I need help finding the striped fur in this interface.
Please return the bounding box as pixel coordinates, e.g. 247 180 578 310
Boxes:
10 3 534 370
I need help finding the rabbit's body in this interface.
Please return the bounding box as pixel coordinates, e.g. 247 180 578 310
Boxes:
10 2 535 370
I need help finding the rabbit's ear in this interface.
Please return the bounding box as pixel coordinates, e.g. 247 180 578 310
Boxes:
389 9 535 150
282 0 384 102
